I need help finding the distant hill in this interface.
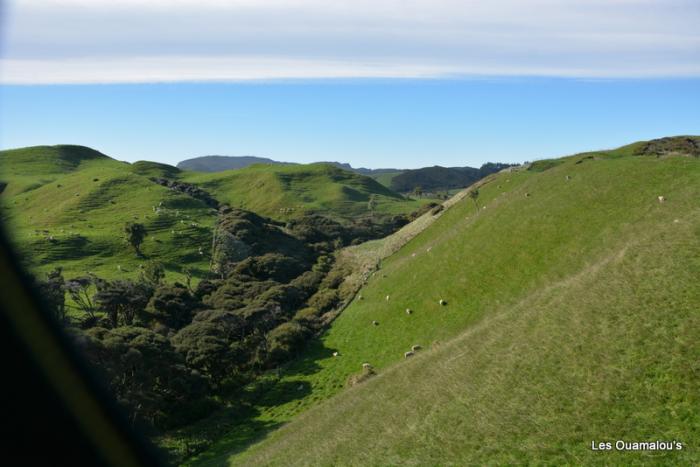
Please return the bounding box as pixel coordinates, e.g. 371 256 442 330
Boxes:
180 162 424 220
322 162 400 177
177 155 400 178
389 162 516 193
175 155 519 193
177 155 294 172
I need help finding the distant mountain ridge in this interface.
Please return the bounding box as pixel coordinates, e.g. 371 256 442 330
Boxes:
177 155 295 172
176 155 515 193
389 163 516 193
177 154 399 176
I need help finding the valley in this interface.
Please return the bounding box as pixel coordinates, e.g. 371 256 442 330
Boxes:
1 136 699 466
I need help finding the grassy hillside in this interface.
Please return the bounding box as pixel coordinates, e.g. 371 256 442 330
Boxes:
187 138 700 465
0 146 425 285
181 163 426 220
0 146 216 284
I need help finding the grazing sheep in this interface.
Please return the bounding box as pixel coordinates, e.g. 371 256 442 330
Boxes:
404 351 415 358
411 252 416 257
385 295 390 301
658 195 666 203
673 219 680 224
372 320 379 326
411 345 422 352
358 295 363 300
439 299 447 306
362 363 372 370
332 351 339 357
565 175 572 180
525 193 531 197
426 246 432 252
405 308 412 315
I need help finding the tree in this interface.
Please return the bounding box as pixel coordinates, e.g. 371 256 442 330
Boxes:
146 283 198 329
266 321 308 366
124 222 147 256
76 326 208 428
412 186 424 198
66 274 98 326
94 280 153 327
172 321 238 387
37 267 66 322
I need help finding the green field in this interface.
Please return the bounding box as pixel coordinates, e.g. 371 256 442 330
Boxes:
0 146 426 284
185 141 700 465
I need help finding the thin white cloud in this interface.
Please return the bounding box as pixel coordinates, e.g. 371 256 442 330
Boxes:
1 0 699 83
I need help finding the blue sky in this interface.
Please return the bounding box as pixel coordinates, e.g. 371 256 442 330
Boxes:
1 1 698 168
2 79 699 168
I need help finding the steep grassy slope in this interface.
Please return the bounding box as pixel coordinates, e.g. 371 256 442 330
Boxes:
188 142 700 465
0 146 216 283
181 163 426 220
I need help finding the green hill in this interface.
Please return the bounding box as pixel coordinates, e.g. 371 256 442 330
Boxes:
0 146 424 284
185 137 700 466
389 162 515 193
0 146 215 284
180 163 425 220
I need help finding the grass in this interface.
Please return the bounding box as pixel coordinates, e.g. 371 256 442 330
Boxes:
183 144 700 466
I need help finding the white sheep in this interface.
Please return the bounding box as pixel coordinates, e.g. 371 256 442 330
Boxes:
404 351 415 358
372 320 379 326
362 362 372 370
385 295 390 301
411 345 422 352
439 299 446 306
405 308 412 315
332 351 339 357
658 195 666 203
